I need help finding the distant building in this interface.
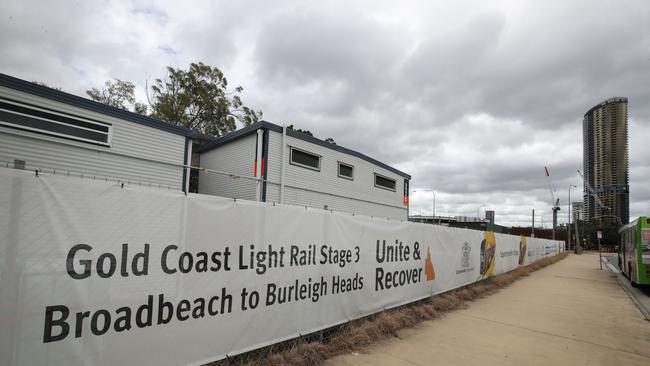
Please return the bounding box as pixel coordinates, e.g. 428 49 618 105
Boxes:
409 215 481 226
485 210 495 225
572 201 583 221
408 214 508 233
510 226 566 241
583 97 629 224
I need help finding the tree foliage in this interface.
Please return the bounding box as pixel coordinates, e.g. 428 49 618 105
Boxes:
287 124 313 136
32 81 61 91
575 220 621 251
86 79 148 114
287 125 336 144
85 63 262 137
148 62 262 136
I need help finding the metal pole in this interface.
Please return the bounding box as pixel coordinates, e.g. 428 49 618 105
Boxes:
254 128 264 201
552 210 557 240
574 213 580 254
598 235 602 270
413 190 436 224
532 209 535 238
280 124 286 203
567 186 571 250
431 189 436 223
184 140 193 193
568 185 576 251
477 205 485 222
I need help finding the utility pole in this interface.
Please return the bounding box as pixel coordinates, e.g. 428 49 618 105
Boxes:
568 185 576 251
574 215 580 254
531 209 535 238
552 202 559 240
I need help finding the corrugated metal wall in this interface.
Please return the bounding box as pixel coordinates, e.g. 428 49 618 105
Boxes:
0 86 187 189
266 130 408 220
197 127 408 220
197 133 258 200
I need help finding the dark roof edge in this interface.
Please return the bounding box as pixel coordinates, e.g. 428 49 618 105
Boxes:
0 73 200 138
198 120 411 179
584 96 628 117
196 121 277 152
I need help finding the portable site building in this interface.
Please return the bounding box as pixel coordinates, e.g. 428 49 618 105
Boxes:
0 73 199 191
197 121 411 220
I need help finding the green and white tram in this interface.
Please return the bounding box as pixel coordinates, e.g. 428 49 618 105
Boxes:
618 216 650 286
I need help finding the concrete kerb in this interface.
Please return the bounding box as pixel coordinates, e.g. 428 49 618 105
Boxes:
601 256 650 321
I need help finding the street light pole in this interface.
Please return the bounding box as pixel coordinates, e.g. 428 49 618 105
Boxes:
477 205 486 221
414 189 436 224
568 184 577 252
432 191 436 220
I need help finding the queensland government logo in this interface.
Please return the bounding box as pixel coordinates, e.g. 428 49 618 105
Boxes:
456 241 474 274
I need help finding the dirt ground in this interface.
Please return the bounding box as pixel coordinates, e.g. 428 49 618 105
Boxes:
325 252 650 366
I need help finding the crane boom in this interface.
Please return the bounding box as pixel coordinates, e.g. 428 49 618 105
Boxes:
544 166 559 206
577 169 606 209
544 166 560 240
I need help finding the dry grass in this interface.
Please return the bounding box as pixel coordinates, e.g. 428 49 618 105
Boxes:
212 252 568 366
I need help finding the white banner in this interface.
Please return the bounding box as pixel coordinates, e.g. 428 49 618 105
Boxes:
0 168 563 366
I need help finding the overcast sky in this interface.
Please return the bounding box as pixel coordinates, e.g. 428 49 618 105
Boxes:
1 0 649 227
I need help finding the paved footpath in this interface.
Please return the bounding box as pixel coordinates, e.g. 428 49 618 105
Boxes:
326 253 650 366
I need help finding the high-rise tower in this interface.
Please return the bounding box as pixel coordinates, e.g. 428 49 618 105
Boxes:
583 97 629 224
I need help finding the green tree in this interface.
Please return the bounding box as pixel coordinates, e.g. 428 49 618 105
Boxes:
86 79 148 114
149 62 262 136
32 81 61 91
287 125 335 144
287 124 313 136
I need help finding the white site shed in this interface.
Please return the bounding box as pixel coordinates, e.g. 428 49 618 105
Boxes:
197 121 411 220
0 73 199 191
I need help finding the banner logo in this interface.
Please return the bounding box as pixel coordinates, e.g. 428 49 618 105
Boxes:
424 246 435 281
480 232 496 278
455 241 474 275
461 241 471 268
519 236 527 265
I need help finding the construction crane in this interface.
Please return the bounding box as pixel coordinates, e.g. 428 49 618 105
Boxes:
577 169 606 210
544 166 561 240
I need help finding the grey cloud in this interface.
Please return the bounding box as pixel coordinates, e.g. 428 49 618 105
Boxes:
2 0 649 225
254 9 407 117
131 3 169 24
159 45 177 55
403 11 506 89
256 10 403 84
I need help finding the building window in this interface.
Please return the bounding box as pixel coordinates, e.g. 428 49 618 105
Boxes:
374 173 396 191
290 147 320 171
338 162 354 180
0 98 111 146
